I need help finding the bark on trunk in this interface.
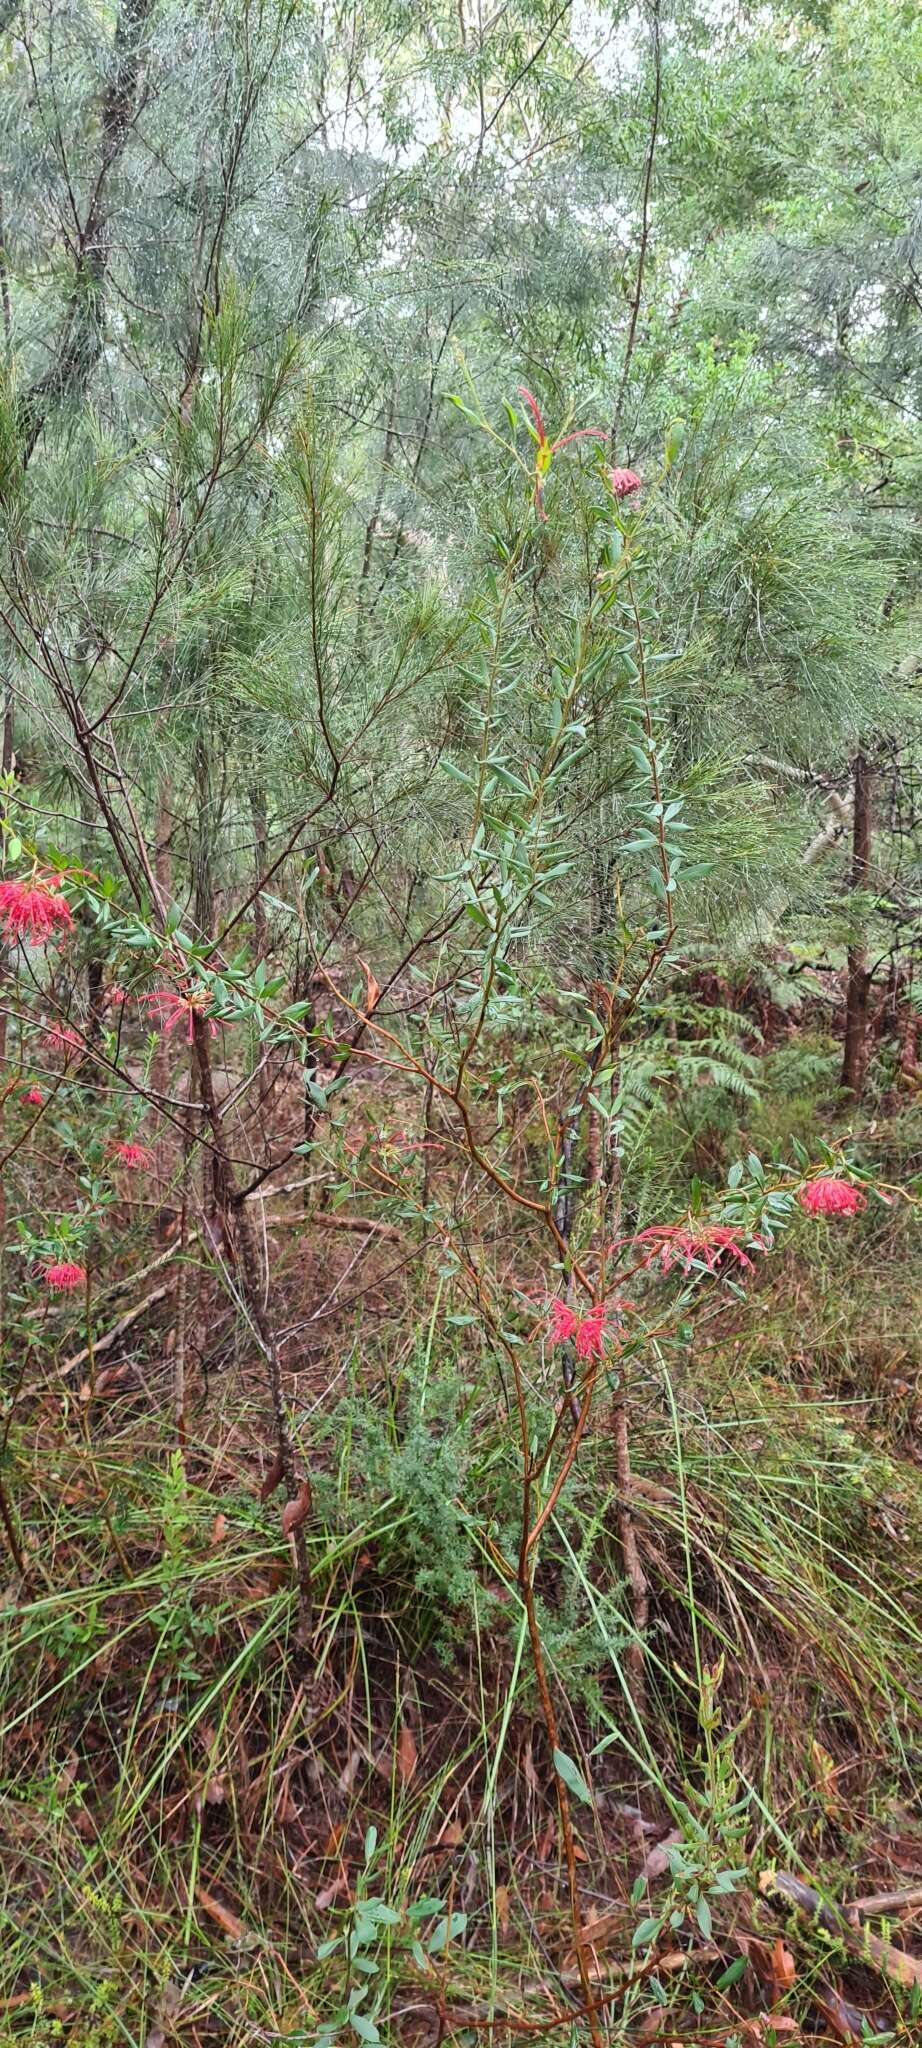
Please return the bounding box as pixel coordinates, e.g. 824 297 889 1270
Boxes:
612 1388 648 1714
250 785 269 958
151 777 174 1171
841 751 872 1098
192 1012 313 1655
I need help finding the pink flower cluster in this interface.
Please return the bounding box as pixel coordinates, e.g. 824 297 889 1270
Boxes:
609 466 643 499
548 1298 608 1360
799 1176 865 1217
142 988 217 1042
110 1140 153 1171
43 1261 86 1292
636 1221 757 1275
0 875 72 945
44 1024 83 1059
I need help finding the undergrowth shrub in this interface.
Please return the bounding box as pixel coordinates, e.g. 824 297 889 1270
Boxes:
318 1367 479 1645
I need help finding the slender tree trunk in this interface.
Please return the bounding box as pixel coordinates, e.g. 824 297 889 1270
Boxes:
612 1388 648 1714
192 719 230 1215
0 925 25 1583
193 1013 313 1656
899 1003 920 1084
250 784 269 958
151 776 174 1173
292 945 319 1213
173 1110 192 1464
0 995 10 1571
841 750 872 1097
78 784 105 1051
193 726 214 938
1 678 13 775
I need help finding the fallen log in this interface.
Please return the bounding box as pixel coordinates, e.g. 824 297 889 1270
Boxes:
760 1867 922 1991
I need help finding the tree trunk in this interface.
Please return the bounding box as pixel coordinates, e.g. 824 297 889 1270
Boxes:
841 750 872 1098
151 776 174 1176
250 784 269 958
612 1387 648 1714
192 1012 313 1656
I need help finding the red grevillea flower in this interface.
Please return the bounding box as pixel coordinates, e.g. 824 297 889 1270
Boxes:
519 386 607 517
110 1140 153 1171
548 1297 609 1358
142 988 218 1042
799 1176 866 1217
548 1298 578 1344
636 1221 757 1275
0 874 73 944
43 1023 82 1058
43 1261 86 1292
608 466 643 499
22 1086 44 1105
574 1302 607 1360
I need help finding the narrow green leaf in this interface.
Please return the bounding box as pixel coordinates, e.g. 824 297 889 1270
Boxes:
715 1955 747 1992
552 1747 594 1806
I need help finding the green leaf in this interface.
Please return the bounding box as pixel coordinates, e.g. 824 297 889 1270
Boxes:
361 1902 400 1926
350 2016 381 2044
665 418 686 465
715 1955 747 1991
695 1894 713 1939
445 393 483 427
632 1916 662 1948
427 1911 467 1953
552 1747 593 1806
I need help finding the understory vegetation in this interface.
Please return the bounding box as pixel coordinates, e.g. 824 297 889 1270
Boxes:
0 1 921 2043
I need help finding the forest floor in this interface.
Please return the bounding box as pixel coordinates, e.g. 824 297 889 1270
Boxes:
1 1036 921 2048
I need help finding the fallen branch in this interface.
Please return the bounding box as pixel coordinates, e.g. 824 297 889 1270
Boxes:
32 1228 210 1385
28 1280 177 1393
760 1868 922 1991
260 1208 404 1242
22 1231 195 1322
847 1884 922 1921
447 1942 722 2036
27 1210 402 1392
